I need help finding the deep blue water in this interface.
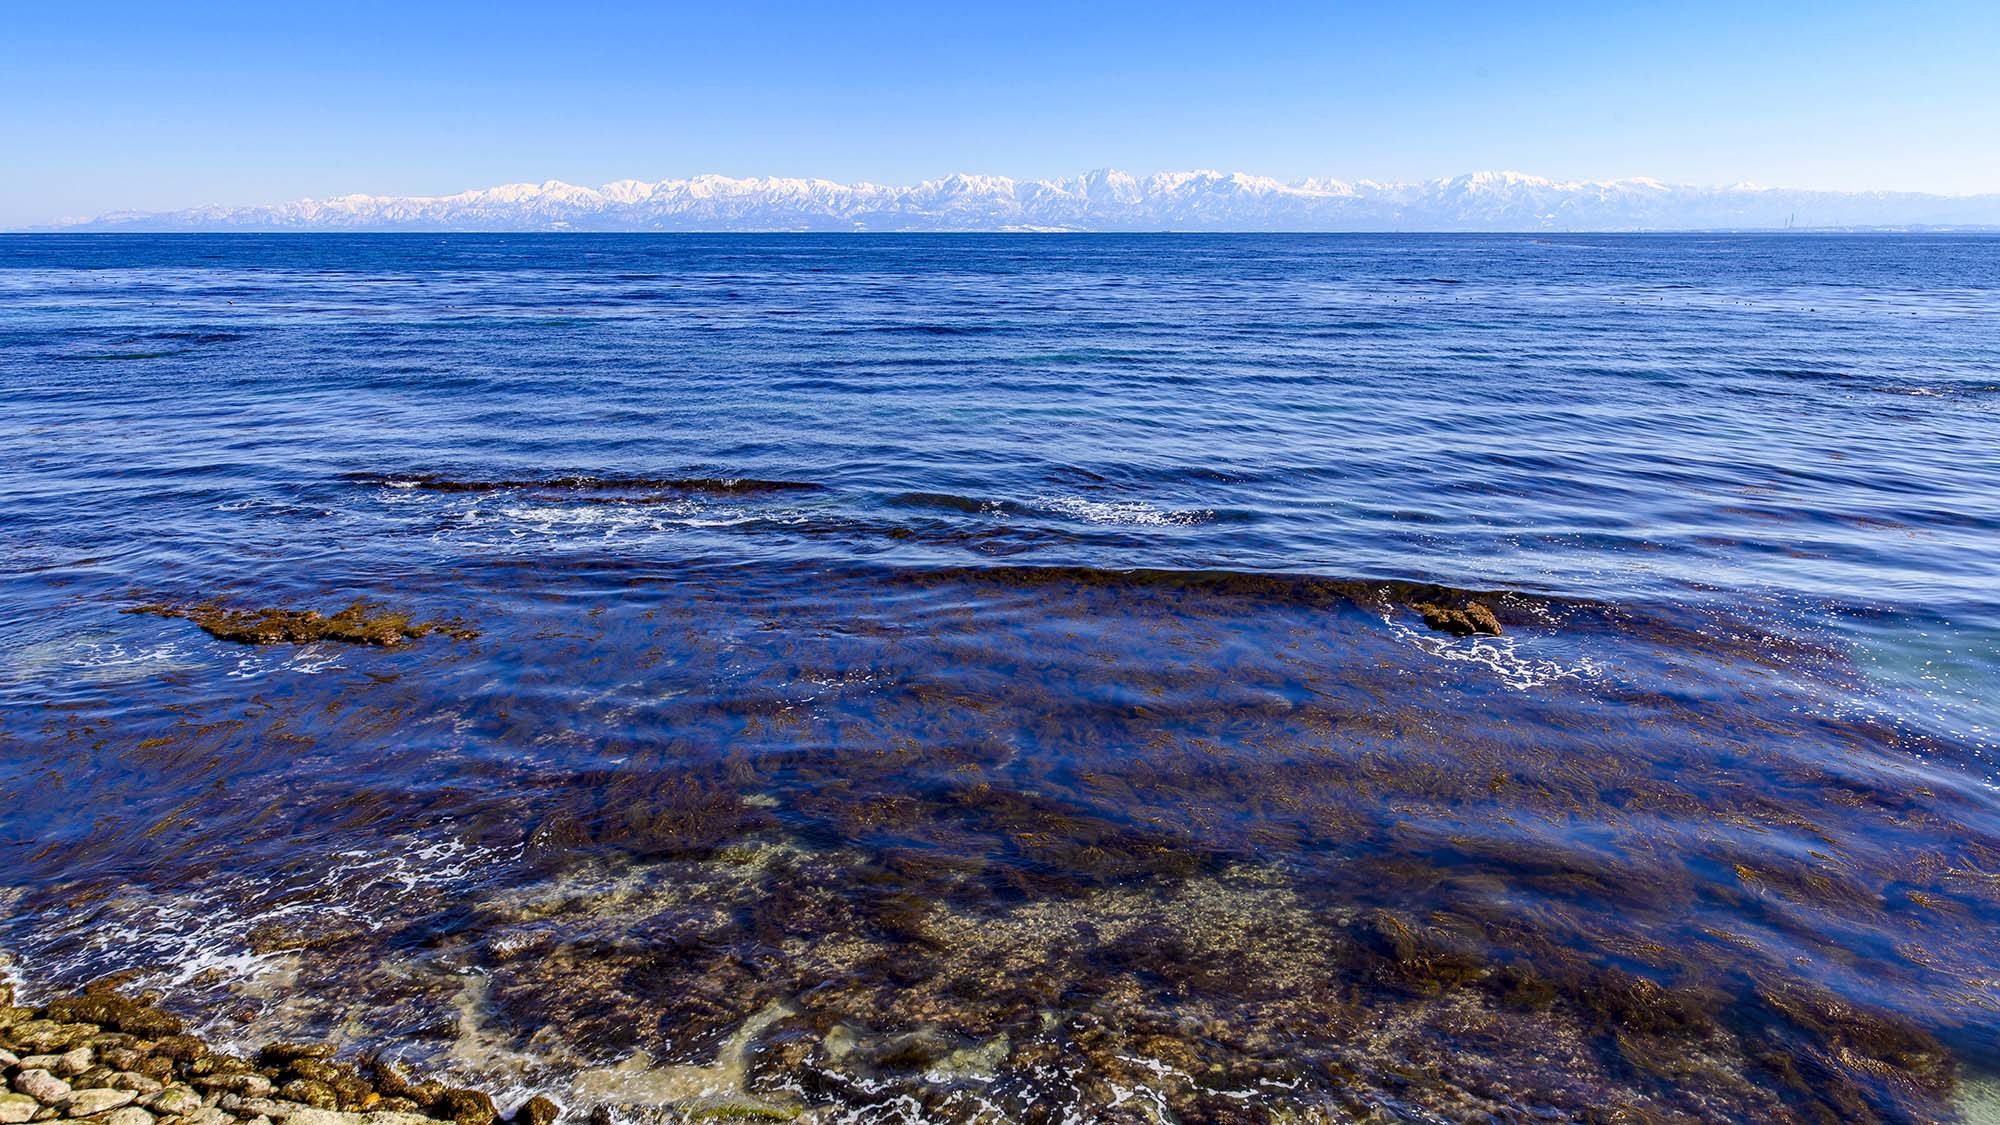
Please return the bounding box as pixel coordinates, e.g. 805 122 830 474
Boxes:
2 234 1998 1122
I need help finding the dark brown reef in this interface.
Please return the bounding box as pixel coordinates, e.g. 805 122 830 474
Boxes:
124 601 478 648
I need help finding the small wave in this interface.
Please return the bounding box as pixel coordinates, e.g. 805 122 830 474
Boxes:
866 323 996 336
1378 603 1601 691
345 472 822 496
1034 495 1212 527
10 832 513 1002
886 490 1221 529
48 639 193 685
490 500 705 529
0 632 192 688
149 331 246 344
226 643 346 680
70 350 186 361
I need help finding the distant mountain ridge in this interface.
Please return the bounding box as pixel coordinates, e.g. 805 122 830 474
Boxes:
46 169 2000 232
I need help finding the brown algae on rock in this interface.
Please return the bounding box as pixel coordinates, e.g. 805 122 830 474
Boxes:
126 600 478 647
18 561 1988 1122
0 981 544 1125
1408 598 1504 637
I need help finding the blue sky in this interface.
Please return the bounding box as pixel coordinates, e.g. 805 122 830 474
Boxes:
4 0 1997 227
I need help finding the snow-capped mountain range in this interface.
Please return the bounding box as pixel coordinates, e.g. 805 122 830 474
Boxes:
48 170 2000 232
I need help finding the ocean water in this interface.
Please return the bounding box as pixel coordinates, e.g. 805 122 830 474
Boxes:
1 232 1997 1123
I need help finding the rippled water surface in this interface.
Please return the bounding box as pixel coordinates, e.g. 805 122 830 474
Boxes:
2 233 1999 1123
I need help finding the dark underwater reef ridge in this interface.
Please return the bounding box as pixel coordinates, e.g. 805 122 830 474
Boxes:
6 555 1996 1123
119 569 1515 649
4 233 2000 1123
124 602 479 648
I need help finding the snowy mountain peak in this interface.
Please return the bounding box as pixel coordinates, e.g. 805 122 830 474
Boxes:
42 170 2000 232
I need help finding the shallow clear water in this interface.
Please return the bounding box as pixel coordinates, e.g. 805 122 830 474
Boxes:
1 233 1998 1122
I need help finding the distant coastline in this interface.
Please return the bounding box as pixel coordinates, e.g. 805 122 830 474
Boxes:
32 169 2000 233
14 227 2000 237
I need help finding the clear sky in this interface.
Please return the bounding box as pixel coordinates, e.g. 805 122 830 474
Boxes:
5 0 1998 228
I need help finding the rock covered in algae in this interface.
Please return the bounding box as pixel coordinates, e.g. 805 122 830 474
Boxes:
1408 598 1503 636
126 600 479 647
515 1097 559 1125
0 981 550 1125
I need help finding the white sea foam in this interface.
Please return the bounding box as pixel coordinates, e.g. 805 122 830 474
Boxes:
433 499 805 552
62 639 192 682
12 832 514 1010
1379 604 1602 691
0 632 192 688
226 642 344 679
1034 495 1210 527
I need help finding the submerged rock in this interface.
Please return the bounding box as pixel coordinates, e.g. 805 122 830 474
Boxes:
279 1080 338 1110
285 1112 450 1125
258 1045 336 1067
42 994 183 1040
674 1099 799 1121
127 600 478 647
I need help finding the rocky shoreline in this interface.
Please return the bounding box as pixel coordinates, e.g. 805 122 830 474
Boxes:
0 980 554 1125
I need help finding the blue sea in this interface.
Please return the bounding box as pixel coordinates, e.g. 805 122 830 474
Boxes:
2 233 1998 1122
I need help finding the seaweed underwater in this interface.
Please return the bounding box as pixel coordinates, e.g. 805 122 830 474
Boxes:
5 559 1996 1123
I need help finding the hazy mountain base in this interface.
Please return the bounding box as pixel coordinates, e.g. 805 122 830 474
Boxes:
46 170 2000 232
